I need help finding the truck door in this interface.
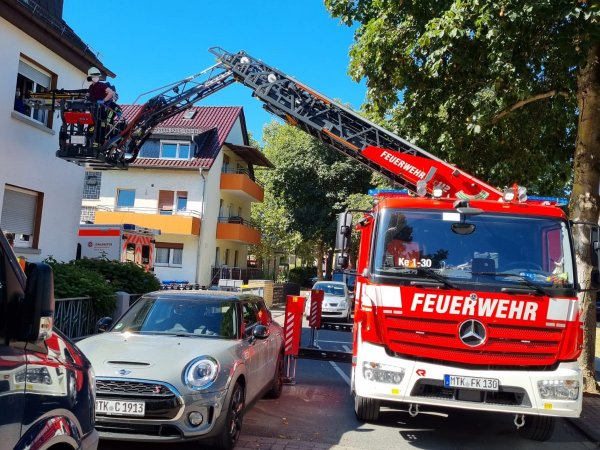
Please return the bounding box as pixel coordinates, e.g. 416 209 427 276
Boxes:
0 236 27 450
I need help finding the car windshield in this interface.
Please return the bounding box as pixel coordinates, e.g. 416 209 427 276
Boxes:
112 296 238 338
372 208 575 291
313 283 345 297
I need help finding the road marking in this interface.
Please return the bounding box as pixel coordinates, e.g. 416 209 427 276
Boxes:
329 361 350 386
342 345 351 352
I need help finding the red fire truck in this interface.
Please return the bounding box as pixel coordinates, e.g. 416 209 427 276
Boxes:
30 47 599 441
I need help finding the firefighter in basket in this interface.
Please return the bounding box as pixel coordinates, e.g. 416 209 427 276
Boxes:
86 67 123 146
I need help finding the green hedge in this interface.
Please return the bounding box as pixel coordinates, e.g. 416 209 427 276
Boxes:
288 266 317 288
45 258 161 315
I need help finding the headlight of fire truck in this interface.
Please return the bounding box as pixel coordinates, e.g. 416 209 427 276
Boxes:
537 380 579 400
362 362 405 384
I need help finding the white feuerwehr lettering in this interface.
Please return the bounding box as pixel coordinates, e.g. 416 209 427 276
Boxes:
411 292 538 321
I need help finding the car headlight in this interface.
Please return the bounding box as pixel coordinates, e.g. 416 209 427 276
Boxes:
184 356 219 390
338 300 348 308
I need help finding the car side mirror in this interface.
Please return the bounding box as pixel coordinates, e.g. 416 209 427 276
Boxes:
16 263 55 342
252 324 270 340
97 317 113 333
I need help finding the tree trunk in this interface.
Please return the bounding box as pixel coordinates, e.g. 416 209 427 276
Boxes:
325 247 334 279
316 240 325 281
569 43 600 394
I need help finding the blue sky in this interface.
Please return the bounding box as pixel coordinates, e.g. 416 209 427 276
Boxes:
63 0 366 144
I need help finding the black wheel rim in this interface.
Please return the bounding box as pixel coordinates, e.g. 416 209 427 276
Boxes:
228 386 244 443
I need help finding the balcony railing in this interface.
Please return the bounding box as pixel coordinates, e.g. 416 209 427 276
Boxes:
221 168 264 188
97 205 202 218
218 216 257 227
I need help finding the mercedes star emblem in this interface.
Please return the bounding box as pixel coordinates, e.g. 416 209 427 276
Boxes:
458 319 487 347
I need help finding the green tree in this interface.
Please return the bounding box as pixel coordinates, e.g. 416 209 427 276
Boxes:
261 121 374 278
326 0 600 391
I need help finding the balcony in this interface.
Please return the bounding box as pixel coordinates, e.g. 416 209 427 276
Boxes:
216 216 261 245
95 207 201 236
220 169 264 203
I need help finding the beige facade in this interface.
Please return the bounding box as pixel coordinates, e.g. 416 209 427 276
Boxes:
81 106 271 286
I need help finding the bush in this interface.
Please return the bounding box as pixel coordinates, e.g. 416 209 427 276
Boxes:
288 266 317 287
45 258 161 316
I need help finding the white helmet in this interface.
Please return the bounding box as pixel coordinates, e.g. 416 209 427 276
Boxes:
86 67 102 81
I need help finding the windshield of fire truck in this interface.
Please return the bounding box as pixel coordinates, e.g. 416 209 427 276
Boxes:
372 209 575 289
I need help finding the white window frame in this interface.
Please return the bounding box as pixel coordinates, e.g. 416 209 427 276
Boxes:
155 246 183 267
159 141 191 160
16 59 52 127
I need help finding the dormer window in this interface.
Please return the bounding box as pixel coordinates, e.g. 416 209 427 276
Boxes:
160 141 191 159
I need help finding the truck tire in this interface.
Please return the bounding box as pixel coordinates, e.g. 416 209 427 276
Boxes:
519 415 555 441
354 394 380 422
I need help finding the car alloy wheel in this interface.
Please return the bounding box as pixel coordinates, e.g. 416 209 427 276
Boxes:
228 383 244 445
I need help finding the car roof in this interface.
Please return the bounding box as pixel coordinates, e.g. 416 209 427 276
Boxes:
142 290 263 303
313 281 346 287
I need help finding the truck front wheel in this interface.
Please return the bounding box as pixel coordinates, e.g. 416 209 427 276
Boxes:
354 394 380 422
519 415 555 441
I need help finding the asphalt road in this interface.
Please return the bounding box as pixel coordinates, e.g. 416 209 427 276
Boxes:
98 316 595 449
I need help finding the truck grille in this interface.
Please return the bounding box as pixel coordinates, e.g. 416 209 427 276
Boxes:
96 378 183 420
383 315 563 366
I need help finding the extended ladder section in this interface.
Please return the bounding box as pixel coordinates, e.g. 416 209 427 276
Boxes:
210 48 502 200
37 47 502 199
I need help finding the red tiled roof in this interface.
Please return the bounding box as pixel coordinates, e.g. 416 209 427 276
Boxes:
120 105 244 169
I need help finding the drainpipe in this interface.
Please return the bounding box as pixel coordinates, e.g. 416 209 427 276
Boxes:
195 168 206 285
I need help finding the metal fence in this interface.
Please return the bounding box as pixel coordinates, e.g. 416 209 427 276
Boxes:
54 297 101 340
54 293 142 340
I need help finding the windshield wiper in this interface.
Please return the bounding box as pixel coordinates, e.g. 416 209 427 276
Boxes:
378 267 458 289
413 267 460 290
471 271 549 296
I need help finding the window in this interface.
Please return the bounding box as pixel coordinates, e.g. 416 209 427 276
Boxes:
234 250 239 267
215 247 220 266
158 190 187 214
1 186 43 249
160 141 191 159
242 302 259 335
176 193 187 211
15 58 54 127
117 189 135 209
224 249 230 266
155 243 183 267
125 243 135 262
223 154 230 172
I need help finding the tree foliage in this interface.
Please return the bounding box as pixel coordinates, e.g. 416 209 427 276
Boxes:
325 0 600 392
258 121 375 271
326 0 599 196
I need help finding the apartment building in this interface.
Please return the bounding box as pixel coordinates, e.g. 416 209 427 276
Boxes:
81 105 272 286
0 0 113 262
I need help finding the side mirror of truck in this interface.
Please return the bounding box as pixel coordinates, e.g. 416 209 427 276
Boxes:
335 212 353 252
97 317 113 333
15 263 55 342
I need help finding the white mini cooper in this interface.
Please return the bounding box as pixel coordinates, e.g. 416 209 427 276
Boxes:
77 291 284 449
